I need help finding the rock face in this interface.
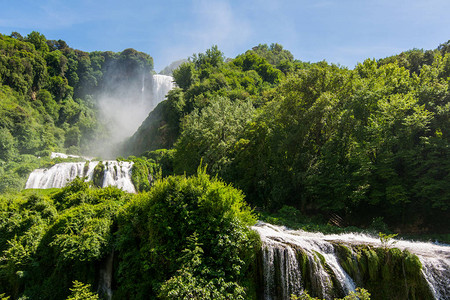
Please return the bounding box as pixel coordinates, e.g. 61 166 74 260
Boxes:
253 222 449 300
124 75 177 155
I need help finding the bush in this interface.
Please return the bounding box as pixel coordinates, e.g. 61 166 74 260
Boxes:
115 167 258 298
66 281 99 300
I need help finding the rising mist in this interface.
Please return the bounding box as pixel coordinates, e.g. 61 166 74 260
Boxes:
87 50 175 158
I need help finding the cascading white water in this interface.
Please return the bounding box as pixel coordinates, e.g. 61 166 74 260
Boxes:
253 222 450 300
152 74 175 109
98 251 114 300
25 161 98 189
255 222 356 300
262 242 303 300
25 159 136 193
101 161 136 193
325 231 450 300
95 74 174 152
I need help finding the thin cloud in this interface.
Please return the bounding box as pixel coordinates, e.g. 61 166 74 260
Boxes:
189 2 250 49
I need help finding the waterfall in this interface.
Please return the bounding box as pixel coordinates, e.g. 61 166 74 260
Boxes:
50 152 92 160
25 160 136 193
253 222 450 300
325 230 450 299
262 242 303 300
25 161 98 189
95 74 174 152
98 251 114 300
151 74 175 109
101 161 136 193
255 222 355 300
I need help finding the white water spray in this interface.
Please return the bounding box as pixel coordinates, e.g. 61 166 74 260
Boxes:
25 161 98 190
152 74 175 107
253 222 450 300
25 160 136 193
93 74 175 157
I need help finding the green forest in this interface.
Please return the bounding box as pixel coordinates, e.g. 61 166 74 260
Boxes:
0 31 449 299
128 42 449 233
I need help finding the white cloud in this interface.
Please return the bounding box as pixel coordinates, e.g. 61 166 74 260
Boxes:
152 0 253 70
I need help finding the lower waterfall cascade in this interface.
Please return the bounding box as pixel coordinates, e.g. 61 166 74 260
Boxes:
25 160 136 193
253 222 450 300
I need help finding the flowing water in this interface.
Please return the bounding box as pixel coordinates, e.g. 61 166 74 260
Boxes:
101 160 136 193
25 159 136 193
253 222 450 300
152 74 175 108
98 251 114 300
96 73 175 149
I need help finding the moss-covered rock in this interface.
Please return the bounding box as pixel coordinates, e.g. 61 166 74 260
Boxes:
334 243 433 300
92 162 105 187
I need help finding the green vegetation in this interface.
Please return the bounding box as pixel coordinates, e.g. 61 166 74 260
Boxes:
334 244 433 299
66 281 99 300
0 31 154 193
0 169 258 299
129 42 449 233
291 287 371 300
1 31 449 298
378 232 398 249
0 180 128 299
114 167 258 299
92 161 105 187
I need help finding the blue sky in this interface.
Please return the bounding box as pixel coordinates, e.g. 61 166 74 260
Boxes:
1 0 449 71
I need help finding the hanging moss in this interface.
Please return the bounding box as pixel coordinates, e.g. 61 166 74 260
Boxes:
83 161 89 176
92 162 105 187
335 243 434 300
365 248 379 281
403 251 422 277
296 248 311 292
334 244 362 285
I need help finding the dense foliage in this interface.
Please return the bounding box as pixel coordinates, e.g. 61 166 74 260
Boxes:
1 31 449 298
0 32 154 193
114 167 258 299
128 43 449 232
0 181 128 299
0 170 258 299
125 44 300 154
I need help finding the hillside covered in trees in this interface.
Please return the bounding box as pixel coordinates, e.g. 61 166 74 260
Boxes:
0 31 449 299
127 42 450 233
0 32 153 192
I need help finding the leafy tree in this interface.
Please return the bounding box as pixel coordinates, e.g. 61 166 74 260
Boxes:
48 75 71 101
36 89 59 120
64 126 81 148
0 128 16 161
252 43 294 66
174 97 255 175
25 31 49 53
173 62 195 90
46 50 68 77
115 168 258 298
192 45 224 70
66 281 99 300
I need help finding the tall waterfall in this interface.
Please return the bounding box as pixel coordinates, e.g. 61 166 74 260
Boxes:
152 74 175 108
95 74 175 154
253 222 450 300
25 160 136 193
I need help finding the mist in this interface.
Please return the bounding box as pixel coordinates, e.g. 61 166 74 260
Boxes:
88 56 174 158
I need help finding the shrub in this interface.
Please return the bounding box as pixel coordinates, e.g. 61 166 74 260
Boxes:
115 167 258 298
